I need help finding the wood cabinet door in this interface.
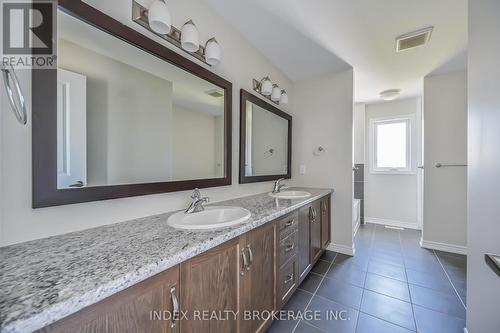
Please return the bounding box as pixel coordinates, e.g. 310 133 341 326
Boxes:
40 266 180 333
240 222 277 333
310 201 322 263
321 196 331 249
298 204 311 281
180 238 240 333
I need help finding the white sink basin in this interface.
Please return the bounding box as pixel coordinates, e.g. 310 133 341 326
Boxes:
167 206 251 230
269 190 311 199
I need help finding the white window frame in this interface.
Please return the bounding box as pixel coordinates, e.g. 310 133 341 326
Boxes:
369 115 415 175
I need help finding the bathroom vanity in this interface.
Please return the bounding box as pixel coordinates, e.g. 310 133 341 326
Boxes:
0 189 332 332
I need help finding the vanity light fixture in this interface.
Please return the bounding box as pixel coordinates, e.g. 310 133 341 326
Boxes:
271 84 281 102
181 20 199 52
279 90 288 105
132 0 221 66
252 77 288 105
204 38 221 66
148 0 171 34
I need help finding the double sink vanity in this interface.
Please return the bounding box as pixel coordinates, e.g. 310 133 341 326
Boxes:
1 188 332 332
1 1 334 332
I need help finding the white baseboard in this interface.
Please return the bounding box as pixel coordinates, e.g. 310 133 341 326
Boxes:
420 238 467 255
364 217 419 230
327 243 355 256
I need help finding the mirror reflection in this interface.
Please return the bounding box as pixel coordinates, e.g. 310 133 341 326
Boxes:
57 11 225 189
244 100 289 177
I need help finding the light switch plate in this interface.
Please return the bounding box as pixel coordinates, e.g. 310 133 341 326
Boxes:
300 165 306 175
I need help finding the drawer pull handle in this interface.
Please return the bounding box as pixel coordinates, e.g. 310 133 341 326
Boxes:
170 287 179 328
285 243 295 253
241 249 248 275
284 274 294 284
246 245 253 271
285 219 295 227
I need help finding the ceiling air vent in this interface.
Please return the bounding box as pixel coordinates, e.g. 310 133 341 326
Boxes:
396 26 433 52
205 89 224 98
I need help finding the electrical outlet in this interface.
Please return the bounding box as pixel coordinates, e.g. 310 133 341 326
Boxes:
300 164 306 175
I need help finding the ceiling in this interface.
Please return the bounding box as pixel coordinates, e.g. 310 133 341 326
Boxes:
204 0 468 103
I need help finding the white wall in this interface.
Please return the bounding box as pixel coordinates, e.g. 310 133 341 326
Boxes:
422 70 467 249
364 98 422 228
467 0 500 331
353 103 365 164
0 0 295 246
293 69 354 253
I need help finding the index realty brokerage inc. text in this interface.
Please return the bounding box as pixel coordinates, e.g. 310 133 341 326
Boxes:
150 310 351 322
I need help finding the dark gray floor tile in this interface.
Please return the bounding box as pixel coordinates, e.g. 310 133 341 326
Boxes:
317 276 364 309
267 318 298 333
409 284 466 319
406 268 454 293
299 273 323 293
404 257 443 274
438 255 467 271
305 296 358 333
311 260 331 275
334 253 369 271
294 321 325 333
356 313 414 333
368 260 407 282
320 250 337 263
326 263 366 287
360 290 415 331
413 305 466 333
283 289 313 313
364 273 410 302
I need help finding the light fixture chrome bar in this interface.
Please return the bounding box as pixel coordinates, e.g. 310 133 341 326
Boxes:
435 163 468 168
1 64 27 125
252 78 279 105
132 0 209 65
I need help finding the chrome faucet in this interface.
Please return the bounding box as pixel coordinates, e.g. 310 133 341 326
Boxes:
272 178 286 193
185 188 210 214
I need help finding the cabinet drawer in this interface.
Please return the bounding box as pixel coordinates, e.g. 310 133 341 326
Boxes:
278 211 298 240
279 231 298 267
278 256 298 305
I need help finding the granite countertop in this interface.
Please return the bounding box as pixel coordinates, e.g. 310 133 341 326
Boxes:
0 188 332 333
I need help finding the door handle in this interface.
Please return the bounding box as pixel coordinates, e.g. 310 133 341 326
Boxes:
69 180 84 188
285 242 295 253
485 254 500 278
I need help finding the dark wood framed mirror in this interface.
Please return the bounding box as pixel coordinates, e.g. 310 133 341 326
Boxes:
32 0 232 208
239 89 292 184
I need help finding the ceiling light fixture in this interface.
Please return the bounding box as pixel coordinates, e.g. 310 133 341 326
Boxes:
379 89 401 101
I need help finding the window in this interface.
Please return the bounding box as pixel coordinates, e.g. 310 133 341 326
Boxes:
370 116 413 174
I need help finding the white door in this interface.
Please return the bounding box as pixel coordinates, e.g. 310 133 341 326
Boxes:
57 69 87 189
468 1 500 332
423 70 467 251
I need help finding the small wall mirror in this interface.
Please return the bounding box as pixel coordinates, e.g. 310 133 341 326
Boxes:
32 1 232 208
239 90 291 183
